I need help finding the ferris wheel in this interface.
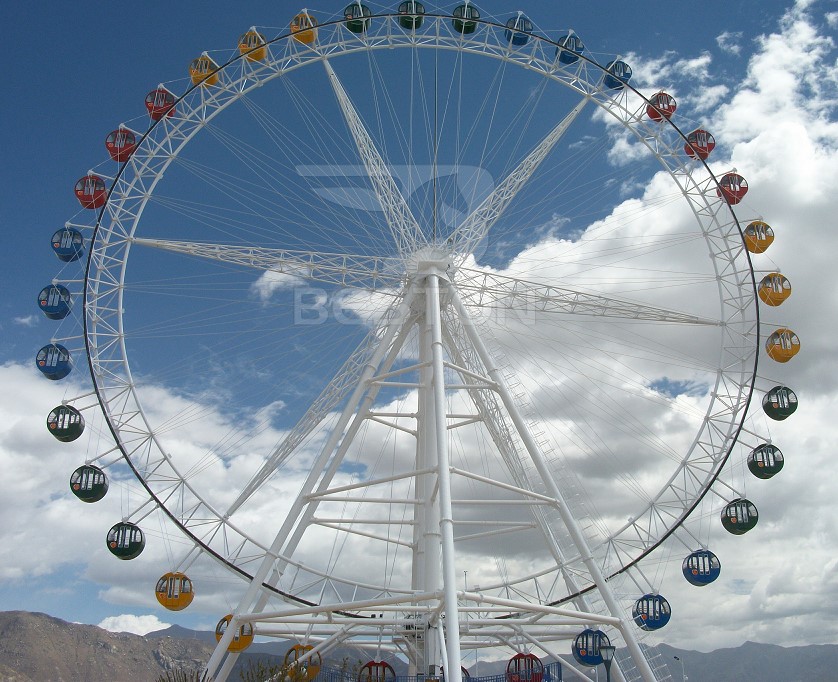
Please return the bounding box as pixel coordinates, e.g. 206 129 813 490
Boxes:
39 3 800 682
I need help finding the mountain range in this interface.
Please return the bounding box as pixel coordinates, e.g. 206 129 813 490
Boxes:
0 611 834 682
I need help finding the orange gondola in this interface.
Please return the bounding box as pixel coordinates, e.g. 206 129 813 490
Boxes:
238 29 268 61
215 615 254 652
743 220 774 253
155 572 195 611
765 327 800 362
758 273 791 306
285 644 322 681
189 54 220 86
291 12 319 43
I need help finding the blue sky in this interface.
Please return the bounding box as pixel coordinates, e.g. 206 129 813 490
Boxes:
0 2 788 353
2 0 838 660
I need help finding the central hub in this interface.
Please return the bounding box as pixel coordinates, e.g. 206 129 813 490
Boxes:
405 246 455 281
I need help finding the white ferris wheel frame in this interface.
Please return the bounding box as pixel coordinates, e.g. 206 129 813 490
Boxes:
77 11 760 682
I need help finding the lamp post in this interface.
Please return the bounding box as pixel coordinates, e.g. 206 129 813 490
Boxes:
674 655 686 681
600 645 616 682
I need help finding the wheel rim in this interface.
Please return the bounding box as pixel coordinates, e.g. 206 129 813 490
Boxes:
83 11 758 616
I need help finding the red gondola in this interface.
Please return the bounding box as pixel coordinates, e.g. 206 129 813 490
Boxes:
506 653 543 682
684 129 715 160
647 92 677 121
358 661 396 682
74 174 107 209
717 172 748 205
105 128 137 162
145 87 176 121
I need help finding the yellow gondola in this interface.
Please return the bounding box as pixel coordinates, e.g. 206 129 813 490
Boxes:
758 272 791 306
215 615 254 652
285 644 322 681
238 29 267 61
765 327 800 362
189 54 220 86
291 11 318 44
744 220 774 253
155 571 194 611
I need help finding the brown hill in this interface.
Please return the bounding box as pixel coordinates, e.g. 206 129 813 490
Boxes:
0 611 214 682
4 610 838 682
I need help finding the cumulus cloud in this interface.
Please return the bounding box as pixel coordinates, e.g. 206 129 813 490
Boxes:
716 30 744 55
251 268 309 302
585 0 838 650
98 613 171 635
5 0 838 667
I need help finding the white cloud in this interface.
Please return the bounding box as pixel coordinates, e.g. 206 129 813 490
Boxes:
623 50 714 87
5 0 838 665
13 315 37 327
250 268 309 302
716 31 744 55
579 0 838 651
98 613 171 635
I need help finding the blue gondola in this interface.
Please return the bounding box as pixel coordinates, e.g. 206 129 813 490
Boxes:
682 549 721 586
38 285 72 320
504 14 533 46
107 521 145 559
748 444 784 479
572 629 610 667
36 344 72 380
603 60 632 89
721 498 759 535
398 1 425 30
70 464 109 503
51 227 84 263
632 594 671 630
555 33 584 64
47 405 85 442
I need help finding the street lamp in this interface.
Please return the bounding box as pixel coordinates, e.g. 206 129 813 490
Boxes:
599 645 616 682
674 655 686 682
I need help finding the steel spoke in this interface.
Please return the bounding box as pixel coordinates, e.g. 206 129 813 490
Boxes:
449 98 589 258
323 60 422 257
131 237 403 291
457 267 721 325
